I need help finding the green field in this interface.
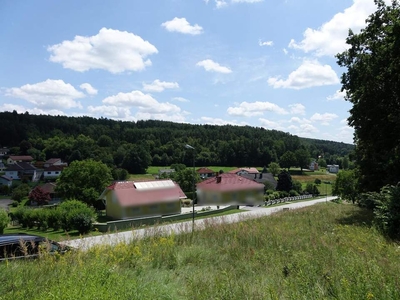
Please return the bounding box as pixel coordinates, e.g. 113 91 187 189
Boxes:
1 203 399 299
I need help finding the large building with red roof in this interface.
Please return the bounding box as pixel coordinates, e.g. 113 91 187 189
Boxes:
196 173 264 206
99 180 186 220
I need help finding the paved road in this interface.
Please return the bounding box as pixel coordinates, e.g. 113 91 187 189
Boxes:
65 197 337 250
0 199 13 211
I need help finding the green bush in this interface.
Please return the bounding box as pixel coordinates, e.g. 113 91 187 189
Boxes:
0 208 10 234
11 201 19 207
72 213 94 234
47 208 63 231
289 190 299 196
58 199 96 233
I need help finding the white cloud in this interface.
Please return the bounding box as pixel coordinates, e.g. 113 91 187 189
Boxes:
288 123 319 135
142 79 179 92
227 101 288 117
289 103 306 115
48 28 158 73
80 83 98 95
290 117 311 124
6 79 84 110
87 105 134 120
310 113 338 125
259 39 273 47
201 116 247 126
259 118 285 131
215 0 228 8
268 60 339 89
102 90 181 114
283 48 288 55
196 59 232 73
135 111 187 123
288 0 378 56
172 97 189 102
161 17 203 35
327 89 346 101
0 103 66 116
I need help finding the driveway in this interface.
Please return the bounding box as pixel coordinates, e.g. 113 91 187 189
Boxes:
65 197 337 250
0 198 13 211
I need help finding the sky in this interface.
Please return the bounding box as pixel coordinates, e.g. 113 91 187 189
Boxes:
0 0 384 144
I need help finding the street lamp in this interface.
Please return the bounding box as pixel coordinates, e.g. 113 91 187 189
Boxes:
185 144 196 231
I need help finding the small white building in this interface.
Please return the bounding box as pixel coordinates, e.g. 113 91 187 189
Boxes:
327 164 339 173
309 161 319 171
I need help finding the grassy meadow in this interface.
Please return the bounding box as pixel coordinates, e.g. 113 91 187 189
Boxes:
1 203 399 299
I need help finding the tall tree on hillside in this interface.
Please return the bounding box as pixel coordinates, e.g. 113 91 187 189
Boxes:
295 148 311 172
279 151 297 170
337 0 400 192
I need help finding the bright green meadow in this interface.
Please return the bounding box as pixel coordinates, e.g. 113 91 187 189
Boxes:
1 203 399 299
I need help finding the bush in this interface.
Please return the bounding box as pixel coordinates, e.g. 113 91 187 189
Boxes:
0 208 10 234
47 208 63 231
58 199 96 233
72 213 94 234
11 201 19 207
278 191 289 198
289 190 299 196
292 180 302 194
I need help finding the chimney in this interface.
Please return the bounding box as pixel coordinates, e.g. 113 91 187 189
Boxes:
216 176 222 183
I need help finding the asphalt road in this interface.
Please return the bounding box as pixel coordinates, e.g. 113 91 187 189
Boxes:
65 196 337 250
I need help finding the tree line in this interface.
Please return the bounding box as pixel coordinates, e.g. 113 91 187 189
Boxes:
0 111 354 173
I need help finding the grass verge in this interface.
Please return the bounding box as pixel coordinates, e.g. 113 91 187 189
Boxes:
1 203 399 299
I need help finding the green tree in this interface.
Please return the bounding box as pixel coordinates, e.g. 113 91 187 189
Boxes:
11 183 31 202
0 208 10 234
172 168 200 193
332 170 358 203
337 0 400 191
279 151 297 170
122 146 152 174
295 148 311 172
268 162 280 176
56 159 113 206
276 170 293 192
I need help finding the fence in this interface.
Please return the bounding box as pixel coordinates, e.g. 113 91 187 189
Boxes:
264 194 313 206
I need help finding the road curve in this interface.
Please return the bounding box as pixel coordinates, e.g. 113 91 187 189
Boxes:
65 196 337 250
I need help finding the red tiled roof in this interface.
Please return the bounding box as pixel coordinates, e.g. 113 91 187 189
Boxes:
45 158 62 164
9 155 33 161
196 167 215 174
44 165 66 171
104 180 186 207
228 167 260 174
196 173 264 192
40 183 57 194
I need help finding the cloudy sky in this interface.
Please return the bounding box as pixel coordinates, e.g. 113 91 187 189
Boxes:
0 0 382 144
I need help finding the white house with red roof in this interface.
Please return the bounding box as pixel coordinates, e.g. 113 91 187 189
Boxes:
228 167 260 176
196 173 264 206
7 155 34 165
99 180 186 220
196 167 215 179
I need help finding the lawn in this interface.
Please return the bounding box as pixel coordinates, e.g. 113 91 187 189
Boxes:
1 203 399 299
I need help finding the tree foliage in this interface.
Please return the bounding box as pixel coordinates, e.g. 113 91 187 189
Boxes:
56 159 113 206
332 170 358 203
279 151 297 170
0 208 10 234
337 0 400 191
267 162 280 176
276 170 293 192
11 183 30 202
29 186 50 206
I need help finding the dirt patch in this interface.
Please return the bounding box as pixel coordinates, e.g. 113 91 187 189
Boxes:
292 174 336 183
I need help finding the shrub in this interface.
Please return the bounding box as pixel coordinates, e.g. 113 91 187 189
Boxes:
314 178 321 185
72 213 94 234
278 191 289 198
292 180 302 194
58 199 96 233
47 208 63 231
11 201 19 207
0 208 10 234
289 190 299 196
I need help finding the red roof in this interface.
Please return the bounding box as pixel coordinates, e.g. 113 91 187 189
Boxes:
9 155 33 161
228 167 260 174
196 173 264 192
45 158 62 164
40 183 57 194
104 180 186 207
196 167 215 174
44 165 66 171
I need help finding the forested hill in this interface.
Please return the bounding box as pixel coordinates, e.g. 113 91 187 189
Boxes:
0 111 353 169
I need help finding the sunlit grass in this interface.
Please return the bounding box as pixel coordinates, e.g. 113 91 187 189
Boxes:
1 203 399 299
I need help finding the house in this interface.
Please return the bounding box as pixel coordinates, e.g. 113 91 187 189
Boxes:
44 158 66 168
327 164 339 173
228 167 260 176
0 162 5 172
239 172 278 190
40 182 61 202
5 162 37 180
158 168 175 176
43 165 65 179
309 161 319 171
0 147 9 157
99 180 186 220
196 173 264 206
0 175 12 188
196 167 215 179
7 155 34 165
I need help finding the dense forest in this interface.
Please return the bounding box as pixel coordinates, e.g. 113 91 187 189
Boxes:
0 111 354 173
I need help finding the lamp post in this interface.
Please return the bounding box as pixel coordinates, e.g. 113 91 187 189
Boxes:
185 144 196 232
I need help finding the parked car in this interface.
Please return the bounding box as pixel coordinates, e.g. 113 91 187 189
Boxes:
0 233 70 261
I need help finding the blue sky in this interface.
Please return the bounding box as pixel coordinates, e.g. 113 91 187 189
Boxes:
0 0 383 144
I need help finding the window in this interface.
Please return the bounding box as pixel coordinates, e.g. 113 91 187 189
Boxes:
47 172 51 174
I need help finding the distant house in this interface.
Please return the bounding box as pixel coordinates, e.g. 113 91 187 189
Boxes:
43 165 66 179
0 175 12 188
5 162 37 180
240 172 278 189
0 147 9 157
44 158 66 168
99 180 186 220
40 182 61 202
0 162 5 172
327 164 339 173
196 173 264 206
196 167 215 179
158 168 175 176
7 155 34 165
309 161 319 171
229 167 260 176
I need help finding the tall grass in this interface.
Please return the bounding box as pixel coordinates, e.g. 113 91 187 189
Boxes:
1 203 399 299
